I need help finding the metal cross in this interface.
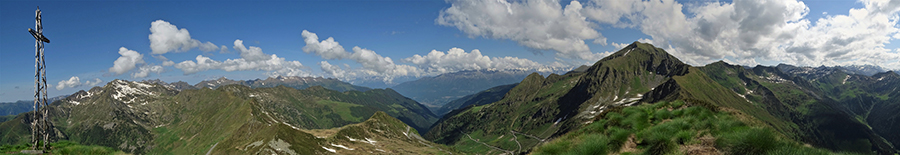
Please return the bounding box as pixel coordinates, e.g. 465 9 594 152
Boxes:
28 6 51 151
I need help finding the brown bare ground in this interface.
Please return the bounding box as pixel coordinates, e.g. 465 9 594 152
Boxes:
614 134 640 154
680 134 720 155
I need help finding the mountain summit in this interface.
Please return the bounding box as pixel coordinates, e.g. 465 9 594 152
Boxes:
426 41 898 154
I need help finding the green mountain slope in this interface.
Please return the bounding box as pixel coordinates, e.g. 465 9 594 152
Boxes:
426 41 898 154
773 64 900 151
0 95 67 117
699 62 896 154
0 79 438 154
424 42 690 154
434 83 517 116
533 100 843 155
213 111 452 154
391 69 547 112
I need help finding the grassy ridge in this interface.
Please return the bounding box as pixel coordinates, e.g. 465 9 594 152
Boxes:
148 85 254 154
1 140 127 155
533 101 851 155
698 62 897 153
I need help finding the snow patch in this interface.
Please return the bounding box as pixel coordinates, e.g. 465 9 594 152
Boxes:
111 80 156 103
321 147 336 153
80 90 95 99
623 47 634 56
281 122 300 130
132 81 152 88
842 75 850 84
363 138 377 145
330 143 353 150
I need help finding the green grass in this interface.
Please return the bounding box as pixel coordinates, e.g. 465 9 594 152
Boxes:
316 100 364 122
0 140 123 155
533 100 849 155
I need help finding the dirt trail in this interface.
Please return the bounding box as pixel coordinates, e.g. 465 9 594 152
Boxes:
462 132 513 154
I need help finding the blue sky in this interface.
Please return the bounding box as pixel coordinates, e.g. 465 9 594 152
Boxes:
2 0 899 102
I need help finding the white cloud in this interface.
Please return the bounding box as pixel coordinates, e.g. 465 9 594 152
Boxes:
219 45 230 54
233 40 270 61
304 30 575 83
109 47 144 75
302 30 350 59
162 61 175 66
149 20 219 54
174 39 308 76
611 42 630 50
133 65 164 78
403 47 560 74
437 0 606 60
404 48 492 73
152 55 176 66
84 78 103 86
436 0 900 70
319 61 355 81
55 76 102 90
580 0 900 69
56 76 80 90
302 30 424 83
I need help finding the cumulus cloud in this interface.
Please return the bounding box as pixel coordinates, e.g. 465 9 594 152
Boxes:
162 61 175 66
319 61 355 81
149 20 219 54
437 0 606 60
303 30 573 83
302 30 424 83
301 30 350 59
109 47 145 75
133 65 164 78
403 47 556 74
219 45 230 54
579 0 900 69
174 39 309 76
56 76 102 90
439 0 900 70
84 78 103 86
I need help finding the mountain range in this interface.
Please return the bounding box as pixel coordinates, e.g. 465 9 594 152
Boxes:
425 42 899 154
0 78 438 154
1 41 899 154
391 68 568 114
